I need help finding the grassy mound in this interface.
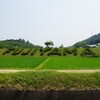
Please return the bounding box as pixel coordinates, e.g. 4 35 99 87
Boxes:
0 72 100 90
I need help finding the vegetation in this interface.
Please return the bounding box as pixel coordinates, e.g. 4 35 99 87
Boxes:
21 48 33 55
0 57 47 69
40 47 52 56
48 48 62 56
0 39 41 48
0 72 100 90
1 34 100 91
81 48 96 57
30 48 38 56
2 47 100 56
59 44 64 48
0 56 100 70
44 41 54 48
12 48 24 55
73 33 100 47
63 48 77 56
0 49 100 90
42 57 100 70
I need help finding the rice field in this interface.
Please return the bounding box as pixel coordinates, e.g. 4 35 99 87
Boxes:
42 57 100 70
0 48 100 70
0 56 47 69
0 56 100 70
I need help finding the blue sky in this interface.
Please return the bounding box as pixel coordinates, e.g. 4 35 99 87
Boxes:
0 0 100 47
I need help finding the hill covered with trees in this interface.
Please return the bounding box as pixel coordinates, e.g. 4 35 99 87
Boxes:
73 33 100 47
0 39 41 48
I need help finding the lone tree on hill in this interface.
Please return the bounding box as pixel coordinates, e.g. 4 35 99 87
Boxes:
45 41 54 48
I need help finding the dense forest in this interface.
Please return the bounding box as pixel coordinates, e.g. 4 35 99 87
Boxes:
0 39 41 48
73 33 100 47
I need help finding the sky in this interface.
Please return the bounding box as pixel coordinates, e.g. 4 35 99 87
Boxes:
0 0 100 47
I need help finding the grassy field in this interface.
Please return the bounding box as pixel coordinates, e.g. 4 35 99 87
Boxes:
0 72 100 90
0 56 47 69
0 56 100 69
0 48 100 90
42 57 100 70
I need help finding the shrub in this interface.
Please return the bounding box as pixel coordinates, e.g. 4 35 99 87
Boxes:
63 48 77 56
21 48 33 55
81 48 96 57
40 47 51 56
47 48 61 56
12 48 24 55
2 48 15 55
30 48 38 56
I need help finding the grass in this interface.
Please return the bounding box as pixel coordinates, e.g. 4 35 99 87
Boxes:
0 56 100 70
0 48 100 90
42 57 100 70
0 72 100 90
0 56 47 69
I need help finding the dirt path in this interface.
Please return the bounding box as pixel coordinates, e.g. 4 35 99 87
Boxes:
56 70 100 73
0 69 100 73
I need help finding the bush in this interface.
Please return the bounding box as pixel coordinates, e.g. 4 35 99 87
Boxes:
40 48 51 56
30 48 38 56
63 48 77 56
47 48 61 56
12 48 24 55
21 48 33 55
2 48 15 55
81 48 96 57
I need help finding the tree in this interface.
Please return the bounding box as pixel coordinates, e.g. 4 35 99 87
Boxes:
59 44 64 48
45 41 54 48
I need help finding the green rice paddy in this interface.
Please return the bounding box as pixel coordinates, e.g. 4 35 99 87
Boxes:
0 56 47 69
0 56 100 69
42 57 100 70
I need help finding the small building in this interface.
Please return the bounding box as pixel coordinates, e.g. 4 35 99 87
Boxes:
87 44 99 48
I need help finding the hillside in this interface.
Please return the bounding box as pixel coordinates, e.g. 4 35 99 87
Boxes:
73 33 100 47
0 39 41 48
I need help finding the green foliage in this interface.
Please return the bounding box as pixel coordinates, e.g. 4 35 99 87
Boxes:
12 48 24 55
39 48 51 56
44 41 54 48
30 48 38 56
47 48 61 56
73 33 100 47
0 56 100 70
81 48 96 57
63 48 77 56
2 48 15 55
21 48 33 55
0 39 41 49
42 57 100 69
0 56 47 69
0 72 100 90
59 44 64 48
1 48 100 56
